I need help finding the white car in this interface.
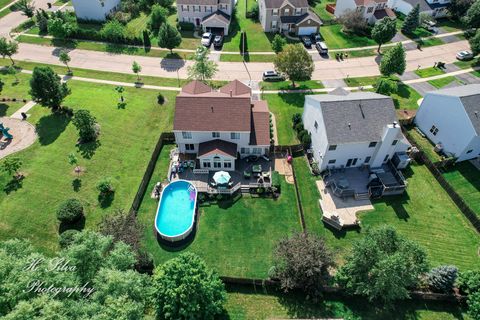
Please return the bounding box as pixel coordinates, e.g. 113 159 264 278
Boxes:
456 50 474 61
201 32 213 47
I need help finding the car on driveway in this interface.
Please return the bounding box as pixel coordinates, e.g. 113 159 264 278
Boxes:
456 50 474 61
315 41 328 54
301 36 312 48
310 33 322 43
213 35 223 49
201 32 213 46
262 70 285 81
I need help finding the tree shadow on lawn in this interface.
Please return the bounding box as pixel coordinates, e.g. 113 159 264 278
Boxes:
278 93 306 108
72 178 81 192
98 191 115 208
4 176 24 194
35 112 71 146
77 139 101 160
392 84 414 109
59 215 86 233
0 104 9 117
323 222 361 239
444 162 480 193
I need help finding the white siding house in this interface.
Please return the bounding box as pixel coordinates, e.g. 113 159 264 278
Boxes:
415 84 480 162
388 0 450 18
303 89 410 172
72 0 121 21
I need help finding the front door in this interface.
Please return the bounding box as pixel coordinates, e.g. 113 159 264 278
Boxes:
195 18 200 26
346 158 358 167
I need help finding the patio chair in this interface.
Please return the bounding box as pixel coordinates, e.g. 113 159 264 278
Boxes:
228 181 233 188
210 180 217 188
243 170 251 179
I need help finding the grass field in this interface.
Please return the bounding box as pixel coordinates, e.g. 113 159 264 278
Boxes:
320 25 376 49
260 80 324 91
391 84 422 110
344 76 378 87
443 161 480 218
220 53 276 62
0 72 32 116
415 67 445 78
428 76 461 89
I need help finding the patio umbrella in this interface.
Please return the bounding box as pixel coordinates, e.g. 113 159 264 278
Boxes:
213 171 231 185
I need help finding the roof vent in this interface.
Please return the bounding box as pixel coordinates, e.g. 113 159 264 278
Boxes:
393 121 398 128
359 104 365 119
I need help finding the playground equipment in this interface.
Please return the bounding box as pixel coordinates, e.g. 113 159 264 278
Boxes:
0 123 13 140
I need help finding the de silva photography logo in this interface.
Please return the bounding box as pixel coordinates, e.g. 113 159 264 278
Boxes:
23 257 95 298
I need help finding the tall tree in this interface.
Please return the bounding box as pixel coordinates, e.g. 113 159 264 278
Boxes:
271 34 286 54
371 18 397 53
0 38 18 65
469 30 480 55
336 226 428 304
402 4 420 34
2 157 22 178
187 45 218 81
148 4 168 35
59 50 71 73
29 66 70 110
274 43 314 87
463 0 480 28
380 43 406 76
449 0 474 20
72 109 98 142
132 61 142 82
15 0 34 17
157 23 182 53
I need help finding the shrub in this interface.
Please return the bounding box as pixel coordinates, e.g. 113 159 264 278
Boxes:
177 21 195 31
100 20 125 43
457 270 480 295
427 265 458 293
157 93 165 105
143 29 151 48
292 113 302 126
59 229 80 248
375 77 398 95
97 177 114 194
294 122 304 133
271 170 281 193
299 129 311 146
339 10 369 35
56 198 84 223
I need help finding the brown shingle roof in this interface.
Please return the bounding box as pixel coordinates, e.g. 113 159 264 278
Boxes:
198 139 237 158
250 101 271 146
181 80 212 95
264 0 308 8
219 80 251 96
202 10 231 24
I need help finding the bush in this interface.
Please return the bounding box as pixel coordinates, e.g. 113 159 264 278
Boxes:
177 21 195 31
157 93 165 105
427 265 458 293
292 113 302 126
97 177 114 194
56 198 84 223
457 270 480 295
59 229 80 248
271 170 281 193
100 19 126 43
375 77 398 95
294 122 304 133
339 10 369 35
299 129 311 146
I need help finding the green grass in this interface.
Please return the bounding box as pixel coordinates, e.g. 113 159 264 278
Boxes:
453 58 480 70
219 53 276 62
436 18 465 33
407 128 443 163
0 72 32 116
0 77 177 254
53 0 72 5
344 75 378 87
138 149 302 278
260 80 324 91
414 67 445 78
320 25 376 49
428 76 461 88
334 48 377 58
443 162 480 218
391 84 422 110
311 0 336 22
418 37 445 48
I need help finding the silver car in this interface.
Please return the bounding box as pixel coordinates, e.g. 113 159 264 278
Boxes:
456 50 474 61
201 32 213 47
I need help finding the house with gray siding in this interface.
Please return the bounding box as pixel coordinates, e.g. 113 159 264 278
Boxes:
176 0 235 35
72 0 121 21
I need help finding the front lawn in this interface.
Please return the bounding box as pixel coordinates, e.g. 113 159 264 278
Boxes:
428 76 461 88
344 75 378 87
311 0 336 22
220 53 276 62
320 25 376 49
260 80 324 91
414 67 445 78
443 161 480 218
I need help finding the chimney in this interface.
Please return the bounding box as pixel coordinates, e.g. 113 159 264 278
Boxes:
230 90 233 97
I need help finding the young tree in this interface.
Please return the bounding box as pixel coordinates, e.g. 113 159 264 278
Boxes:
427 265 458 293
339 10 368 34
271 34 286 53
59 50 72 73
449 0 474 20
463 0 480 28
272 232 333 296
380 43 406 76
371 18 397 53
157 23 182 53
115 85 125 102
402 4 420 34
469 29 480 55
68 152 80 176
72 109 98 142
0 38 18 65
29 66 70 110
187 45 218 81
132 61 142 82
2 157 22 178
15 0 34 18
335 226 428 304
153 253 226 319
148 4 168 35
274 43 314 87
7 65 19 84
56 198 84 223
35 9 49 33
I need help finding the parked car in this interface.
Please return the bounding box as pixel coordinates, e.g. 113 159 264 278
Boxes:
456 50 474 61
301 36 312 48
201 32 213 46
213 35 224 48
315 41 328 54
422 20 437 32
262 70 285 81
310 33 322 43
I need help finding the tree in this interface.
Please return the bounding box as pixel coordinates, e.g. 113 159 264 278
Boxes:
97 177 115 195
371 18 397 53
457 270 480 295
380 43 406 76
157 23 182 53
272 232 333 296
274 43 314 87
68 152 81 176
47 17 77 39
339 10 368 34
7 65 18 84
59 50 71 73
0 38 18 65
29 66 70 110
153 253 226 319
132 61 142 82
449 0 474 19
375 77 398 95
187 45 218 81
72 109 98 142
56 198 84 223
402 4 420 34
2 157 22 178
15 0 34 17
427 265 458 293
100 20 126 43
35 9 49 33
469 29 480 55
464 0 480 28
468 292 480 320
271 34 286 54
0 79 4 95
336 226 428 304
148 4 168 35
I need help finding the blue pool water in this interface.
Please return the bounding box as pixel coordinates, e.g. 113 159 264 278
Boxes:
155 180 197 239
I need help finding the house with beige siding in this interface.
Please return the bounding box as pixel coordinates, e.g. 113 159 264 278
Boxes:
259 0 322 35
334 0 396 24
176 0 235 35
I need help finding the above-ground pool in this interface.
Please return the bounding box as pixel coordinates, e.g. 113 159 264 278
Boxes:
155 180 197 242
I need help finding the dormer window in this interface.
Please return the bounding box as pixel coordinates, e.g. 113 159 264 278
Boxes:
284 8 290 14
295 8 302 15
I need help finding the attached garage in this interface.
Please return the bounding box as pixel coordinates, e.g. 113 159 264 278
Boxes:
202 10 231 36
298 26 318 36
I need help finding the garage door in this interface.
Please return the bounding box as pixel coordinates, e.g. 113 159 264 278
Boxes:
298 26 317 36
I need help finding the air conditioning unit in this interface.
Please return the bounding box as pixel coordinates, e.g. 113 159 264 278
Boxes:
392 152 411 169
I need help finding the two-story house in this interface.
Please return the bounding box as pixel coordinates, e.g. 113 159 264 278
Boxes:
334 0 396 24
302 89 410 172
259 0 322 35
72 0 121 21
176 0 235 35
388 0 450 18
173 80 271 172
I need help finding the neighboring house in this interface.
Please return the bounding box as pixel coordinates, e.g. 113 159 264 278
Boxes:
334 0 396 24
415 84 480 162
173 80 271 171
72 0 120 21
303 88 410 172
388 0 450 18
176 0 235 35
259 0 322 35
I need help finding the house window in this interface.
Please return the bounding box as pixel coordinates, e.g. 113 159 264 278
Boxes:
364 156 371 163
182 5 188 11
185 144 194 151
203 161 211 168
467 149 473 154
224 161 232 168
212 132 220 138
328 159 336 164
430 125 439 136
295 8 302 15
383 154 389 162
369 142 377 148
241 147 249 154
392 140 398 146
231 132 240 139
328 145 337 151
252 148 262 154
182 131 192 139
214 157 222 168
272 8 278 15
367 6 373 13
272 20 277 28
284 8 290 14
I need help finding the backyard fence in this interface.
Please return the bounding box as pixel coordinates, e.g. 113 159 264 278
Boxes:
129 132 175 214
288 149 307 232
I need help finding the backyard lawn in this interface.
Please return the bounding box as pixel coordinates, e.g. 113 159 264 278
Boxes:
0 77 176 254
406 128 443 163
311 0 336 22
320 25 376 49
443 161 480 218
391 84 422 110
